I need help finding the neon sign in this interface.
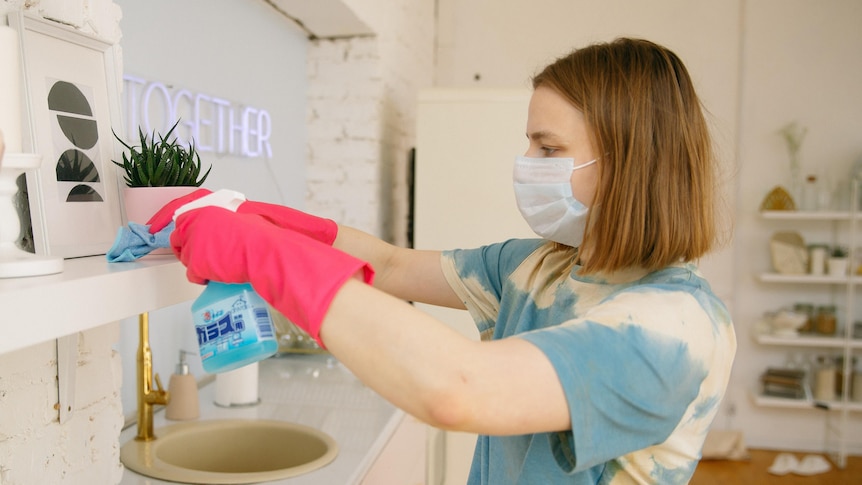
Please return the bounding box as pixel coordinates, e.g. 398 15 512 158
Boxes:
122 74 272 158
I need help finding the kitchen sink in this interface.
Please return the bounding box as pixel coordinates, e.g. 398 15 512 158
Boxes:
121 419 338 484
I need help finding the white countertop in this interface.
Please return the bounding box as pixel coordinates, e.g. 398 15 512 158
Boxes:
119 353 403 485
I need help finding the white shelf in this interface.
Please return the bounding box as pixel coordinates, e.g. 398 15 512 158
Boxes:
754 333 857 349
760 210 854 221
758 273 860 284
0 255 202 356
751 392 862 412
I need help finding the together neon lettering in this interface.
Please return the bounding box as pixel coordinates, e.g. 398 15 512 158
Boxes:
122 74 272 159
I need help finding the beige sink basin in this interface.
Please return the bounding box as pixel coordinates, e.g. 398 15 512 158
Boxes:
121 419 338 484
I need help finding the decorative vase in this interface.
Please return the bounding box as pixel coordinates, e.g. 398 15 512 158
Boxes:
789 157 802 209
121 186 198 254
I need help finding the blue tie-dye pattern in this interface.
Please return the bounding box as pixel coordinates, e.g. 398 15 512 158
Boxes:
651 457 698 483
600 457 697 484
448 239 552 336
523 322 707 469
442 240 736 484
691 394 721 422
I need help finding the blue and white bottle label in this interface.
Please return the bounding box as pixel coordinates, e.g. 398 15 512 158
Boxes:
194 290 275 363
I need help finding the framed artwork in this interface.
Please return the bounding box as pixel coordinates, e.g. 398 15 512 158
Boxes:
10 13 123 258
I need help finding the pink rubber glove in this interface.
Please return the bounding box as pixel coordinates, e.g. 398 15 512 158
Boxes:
236 201 337 245
170 207 373 346
148 190 337 245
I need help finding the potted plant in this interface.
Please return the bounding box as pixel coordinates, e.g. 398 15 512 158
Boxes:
112 120 212 226
827 245 849 277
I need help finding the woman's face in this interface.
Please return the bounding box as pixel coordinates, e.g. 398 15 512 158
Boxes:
525 85 599 206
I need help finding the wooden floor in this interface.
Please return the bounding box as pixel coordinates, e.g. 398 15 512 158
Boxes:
691 449 862 484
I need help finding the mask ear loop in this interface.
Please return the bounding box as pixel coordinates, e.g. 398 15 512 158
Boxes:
571 158 597 171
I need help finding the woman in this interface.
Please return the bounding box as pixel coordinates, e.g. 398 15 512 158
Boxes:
159 37 736 484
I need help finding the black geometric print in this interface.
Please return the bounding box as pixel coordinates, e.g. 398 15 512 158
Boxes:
47 80 102 202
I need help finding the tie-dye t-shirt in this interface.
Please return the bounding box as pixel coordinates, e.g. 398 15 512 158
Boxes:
440 239 736 485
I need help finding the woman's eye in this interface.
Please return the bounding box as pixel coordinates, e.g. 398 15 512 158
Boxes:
541 147 557 156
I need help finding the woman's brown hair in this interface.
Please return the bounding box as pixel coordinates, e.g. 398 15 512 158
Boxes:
532 38 718 274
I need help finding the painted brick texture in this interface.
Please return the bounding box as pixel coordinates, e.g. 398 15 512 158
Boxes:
0 325 124 485
305 0 434 244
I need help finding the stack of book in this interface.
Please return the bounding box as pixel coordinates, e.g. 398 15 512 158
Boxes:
761 367 809 399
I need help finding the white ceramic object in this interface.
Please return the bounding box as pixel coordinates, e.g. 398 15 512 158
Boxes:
769 310 807 337
827 257 849 277
809 245 827 275
0 153 63 278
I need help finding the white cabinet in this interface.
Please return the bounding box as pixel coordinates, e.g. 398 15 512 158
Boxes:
361 413 427 485
755 195 861 467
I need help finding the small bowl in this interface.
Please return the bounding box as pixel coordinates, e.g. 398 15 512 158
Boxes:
770 310 808 336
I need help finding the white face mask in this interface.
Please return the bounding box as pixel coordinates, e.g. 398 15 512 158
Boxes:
513 155 597 247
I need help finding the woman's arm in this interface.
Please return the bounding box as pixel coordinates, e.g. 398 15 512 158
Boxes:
170 207 568 435
320 278 571 436
333 225 465 309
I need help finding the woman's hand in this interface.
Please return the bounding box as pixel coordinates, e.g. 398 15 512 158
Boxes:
147 189 337 244
170 206 372 345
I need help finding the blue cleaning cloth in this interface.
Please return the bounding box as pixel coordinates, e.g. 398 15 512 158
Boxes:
106 221 175 262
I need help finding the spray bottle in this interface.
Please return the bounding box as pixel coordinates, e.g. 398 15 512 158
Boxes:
173 189 278 373
191 282 278 374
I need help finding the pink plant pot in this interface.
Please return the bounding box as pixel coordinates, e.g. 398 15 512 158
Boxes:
122 186 198 255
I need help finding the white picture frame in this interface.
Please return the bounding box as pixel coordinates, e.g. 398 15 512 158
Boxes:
10 12 123 258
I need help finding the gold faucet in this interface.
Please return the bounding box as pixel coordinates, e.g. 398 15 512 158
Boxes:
135 312 169 441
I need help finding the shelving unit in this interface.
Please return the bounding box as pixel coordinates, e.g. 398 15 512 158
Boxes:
755 183 861 468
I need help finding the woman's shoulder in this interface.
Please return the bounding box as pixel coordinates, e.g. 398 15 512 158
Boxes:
445 238 553 272
594 262 733 337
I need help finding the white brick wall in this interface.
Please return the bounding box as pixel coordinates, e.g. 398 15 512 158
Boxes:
0 324 124 485
306 36 384 235
305 0 435 244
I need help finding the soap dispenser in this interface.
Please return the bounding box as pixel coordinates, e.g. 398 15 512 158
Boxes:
165 350 200 421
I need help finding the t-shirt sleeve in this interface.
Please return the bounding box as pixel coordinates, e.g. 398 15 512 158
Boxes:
518 289 711 473
441 239 546 338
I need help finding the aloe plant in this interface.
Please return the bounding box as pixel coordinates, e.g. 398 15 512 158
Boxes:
112 120 212 187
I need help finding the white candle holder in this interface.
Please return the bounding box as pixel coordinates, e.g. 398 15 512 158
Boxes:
0 152 63 278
